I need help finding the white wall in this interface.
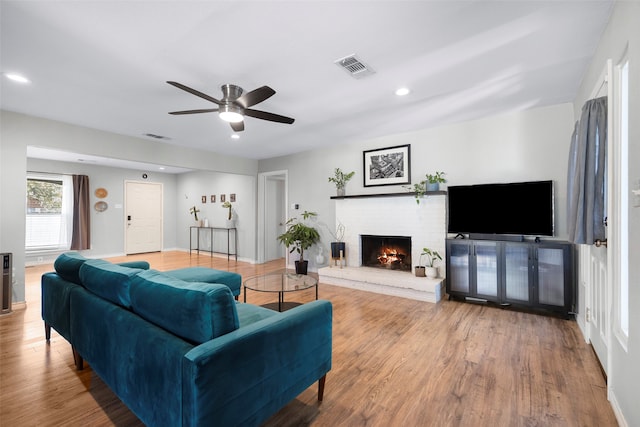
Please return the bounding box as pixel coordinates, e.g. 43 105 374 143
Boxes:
0 110 258 302
258 103 575 271
176 171 257 262
573 2 640 426
25 158 179 262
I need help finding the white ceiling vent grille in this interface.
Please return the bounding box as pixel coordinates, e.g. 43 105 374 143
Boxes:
334 54 375 79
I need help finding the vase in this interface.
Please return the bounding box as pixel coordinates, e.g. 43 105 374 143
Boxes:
415 266 426 277
226 219 236 228
425 266 439 278
336 188 345 197
426 182 440 192
295 260 308 275
315 247 326 265
330 242 346 259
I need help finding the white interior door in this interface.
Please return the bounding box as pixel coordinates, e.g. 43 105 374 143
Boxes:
265 176 286 262
125 181 163 254
582 61 612 375
257 171 287 264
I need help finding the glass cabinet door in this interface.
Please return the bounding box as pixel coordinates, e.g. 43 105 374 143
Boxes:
504 243 530 302
537 246 565 306
447 241 470 293
474 242 498 297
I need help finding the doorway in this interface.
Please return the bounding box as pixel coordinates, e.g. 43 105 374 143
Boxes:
124 181 163 254
257 171 287 264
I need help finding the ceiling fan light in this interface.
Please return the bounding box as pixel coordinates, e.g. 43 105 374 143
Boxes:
219 111 243 123
218 105 244 123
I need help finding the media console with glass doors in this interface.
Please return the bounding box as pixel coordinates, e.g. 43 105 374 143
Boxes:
445 237 575 317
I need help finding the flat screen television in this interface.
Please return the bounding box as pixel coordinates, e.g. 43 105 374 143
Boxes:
447 180 554 237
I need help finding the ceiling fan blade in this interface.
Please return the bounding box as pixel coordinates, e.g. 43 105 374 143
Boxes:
167 81 222 105
235 86 276 108
245 109 295 124
169 108 219 115
230 121 245 132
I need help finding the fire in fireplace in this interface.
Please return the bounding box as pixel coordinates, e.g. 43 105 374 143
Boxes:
361 235 412 271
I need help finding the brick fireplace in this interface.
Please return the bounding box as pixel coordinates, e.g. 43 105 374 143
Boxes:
318 193 446 303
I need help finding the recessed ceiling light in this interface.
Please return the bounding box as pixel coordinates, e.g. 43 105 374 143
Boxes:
395 87 410 96
5 73 30 84
231 134 240 140
158 167 165 170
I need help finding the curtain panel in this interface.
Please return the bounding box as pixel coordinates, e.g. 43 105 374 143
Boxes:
70 174 91 250
567 96 607 244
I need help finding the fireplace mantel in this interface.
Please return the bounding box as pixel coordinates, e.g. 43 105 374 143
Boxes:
330 190 446 200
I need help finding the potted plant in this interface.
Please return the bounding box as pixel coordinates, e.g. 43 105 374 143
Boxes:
415 247 442 278
404 181 427 204
222 201 235 228
277 210 321 275
328 168 355 197
326 220 346 264
189 205 202 226
425 171 446 191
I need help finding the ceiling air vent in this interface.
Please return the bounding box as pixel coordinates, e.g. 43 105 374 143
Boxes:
334 54 375 79
144 133 171 140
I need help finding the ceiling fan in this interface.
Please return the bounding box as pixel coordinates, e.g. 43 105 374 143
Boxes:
167 81 295 132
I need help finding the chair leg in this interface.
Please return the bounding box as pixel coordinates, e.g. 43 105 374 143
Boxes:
318 375 326 402
45 323 51 342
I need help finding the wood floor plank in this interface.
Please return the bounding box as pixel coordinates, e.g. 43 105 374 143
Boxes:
0 251 617 426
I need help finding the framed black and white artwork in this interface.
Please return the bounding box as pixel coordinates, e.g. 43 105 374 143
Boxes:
363 144 411 187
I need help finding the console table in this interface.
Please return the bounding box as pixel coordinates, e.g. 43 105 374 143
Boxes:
189 226 237 261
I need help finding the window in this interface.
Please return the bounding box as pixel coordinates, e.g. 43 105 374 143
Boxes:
26 173 73 251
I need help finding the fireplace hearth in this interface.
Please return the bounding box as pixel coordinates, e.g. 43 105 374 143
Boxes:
361 235 411 271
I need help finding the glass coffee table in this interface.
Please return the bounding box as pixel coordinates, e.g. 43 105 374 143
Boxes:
243 273 318 312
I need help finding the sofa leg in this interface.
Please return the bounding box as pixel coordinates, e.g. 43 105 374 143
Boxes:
72 346 84 371
45 323 51 342
318 375 326 402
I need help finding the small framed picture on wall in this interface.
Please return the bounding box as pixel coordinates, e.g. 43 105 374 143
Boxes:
201 195 207 203
230 193 236 202
221 194 226 203
210 195 216 203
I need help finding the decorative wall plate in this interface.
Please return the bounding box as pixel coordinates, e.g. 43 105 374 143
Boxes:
94 201 108 212
95 188 108 198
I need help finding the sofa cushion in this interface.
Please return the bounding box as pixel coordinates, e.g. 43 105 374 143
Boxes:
235 302 278 328
53 252 89 285
79 259 143 308
54 252 150 285
130 270 239 344
164 267 242 297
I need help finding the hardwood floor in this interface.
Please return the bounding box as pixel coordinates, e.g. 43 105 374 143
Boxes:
0 251 617 426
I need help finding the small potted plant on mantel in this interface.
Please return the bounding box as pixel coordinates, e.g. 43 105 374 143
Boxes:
415 247 442 278
328 168 355 197
277 210 321 275
425 171 446 191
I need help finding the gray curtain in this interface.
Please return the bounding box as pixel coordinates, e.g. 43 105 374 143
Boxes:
567 96 607 244
70 174 91 250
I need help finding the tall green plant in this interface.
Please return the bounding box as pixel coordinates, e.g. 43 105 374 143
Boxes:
277 211 321 262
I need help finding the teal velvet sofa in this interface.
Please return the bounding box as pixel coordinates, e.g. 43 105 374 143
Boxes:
41 253 333 426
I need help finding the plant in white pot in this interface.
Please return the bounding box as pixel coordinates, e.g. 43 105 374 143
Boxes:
277 210 321 275
190 205 202 226
222 201 235 228
328 168 355 197
415 247 442 278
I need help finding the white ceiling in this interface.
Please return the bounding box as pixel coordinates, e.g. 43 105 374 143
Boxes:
1 1 613 169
